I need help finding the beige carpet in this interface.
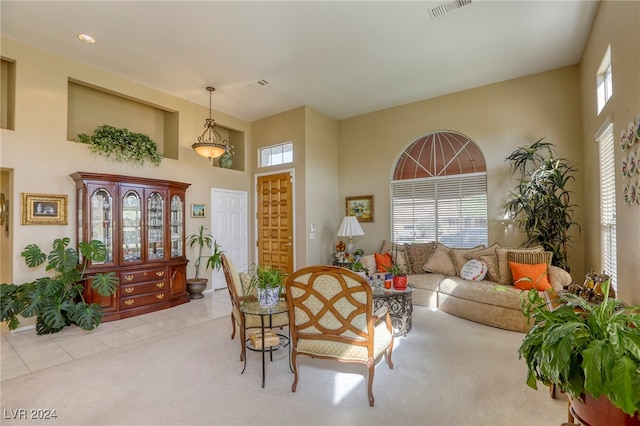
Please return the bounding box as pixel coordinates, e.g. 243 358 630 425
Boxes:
0 306 567 426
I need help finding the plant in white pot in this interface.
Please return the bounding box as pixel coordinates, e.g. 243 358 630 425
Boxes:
186 225 223 299
247 264 285 308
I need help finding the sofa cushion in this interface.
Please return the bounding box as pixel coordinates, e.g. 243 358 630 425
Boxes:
378 240 406 254
548 265 572 290
360 254 377 276
495 246 544 285
405 242 436 274
460 259 488 282
423 243 456 276
407 273 443 292
506 251 553 284
478 254 499 283
463 242 501 262
438 276 523 310
374 252 393 273
510 262 552 290
450 245 485 275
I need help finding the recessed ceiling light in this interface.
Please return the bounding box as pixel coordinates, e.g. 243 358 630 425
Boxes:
77 34 96 44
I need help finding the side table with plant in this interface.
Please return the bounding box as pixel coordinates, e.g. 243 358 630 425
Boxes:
518 279 640 424
0 238 119 335
186 225 223 299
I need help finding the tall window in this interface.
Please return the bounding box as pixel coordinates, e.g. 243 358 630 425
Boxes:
596 46 613 115
259 142 293 168
391 131 488 248
596 119 617 289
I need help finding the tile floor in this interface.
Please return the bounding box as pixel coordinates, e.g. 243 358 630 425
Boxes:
1 290 231 382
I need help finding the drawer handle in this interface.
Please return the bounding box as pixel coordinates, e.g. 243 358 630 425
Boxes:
124 299 134 306
156 293 165 300
124 287 134 294
124 275 134 282
156 282 165 289
156 271 165 277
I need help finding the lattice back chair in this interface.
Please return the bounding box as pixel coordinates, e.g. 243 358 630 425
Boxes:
220 254 289 362
286 265 394 407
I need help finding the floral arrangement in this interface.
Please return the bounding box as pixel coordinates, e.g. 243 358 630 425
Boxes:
75 124 163 166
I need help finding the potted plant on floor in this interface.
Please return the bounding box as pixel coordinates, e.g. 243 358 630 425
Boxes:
503 138 580 271
0 238 119 334
247 264 285 308
518 278 640 425
186 225 223 299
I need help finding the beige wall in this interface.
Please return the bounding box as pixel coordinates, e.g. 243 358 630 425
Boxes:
0 38 252 285
579 0 640 304
339 66 586 277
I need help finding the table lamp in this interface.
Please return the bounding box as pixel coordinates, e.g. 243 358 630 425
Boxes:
336 216 365 254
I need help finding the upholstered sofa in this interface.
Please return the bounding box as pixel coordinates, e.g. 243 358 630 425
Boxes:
360 241 572 332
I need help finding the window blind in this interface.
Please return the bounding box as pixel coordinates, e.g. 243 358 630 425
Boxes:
597 122 617 289
391 173 488 248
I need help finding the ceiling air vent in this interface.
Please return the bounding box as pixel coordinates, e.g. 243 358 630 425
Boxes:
247 79 271 89
429 0 472 19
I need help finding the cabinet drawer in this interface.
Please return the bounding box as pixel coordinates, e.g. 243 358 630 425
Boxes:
121 280 167 297
120 268 167 284
121 291 169 309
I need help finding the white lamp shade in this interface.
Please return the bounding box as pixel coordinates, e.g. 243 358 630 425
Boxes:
336 216 365 238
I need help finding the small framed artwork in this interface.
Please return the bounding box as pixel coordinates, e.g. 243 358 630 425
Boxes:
191 204 206 218
345 195 374 222
21 193 68 225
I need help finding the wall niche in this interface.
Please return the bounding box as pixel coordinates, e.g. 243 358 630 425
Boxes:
67 79 179 160
1 57 16 130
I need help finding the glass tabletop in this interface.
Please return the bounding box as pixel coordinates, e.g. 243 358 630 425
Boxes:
372 284 415 298
239 300 288 316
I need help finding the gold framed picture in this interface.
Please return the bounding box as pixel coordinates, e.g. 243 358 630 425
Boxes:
191 204 206 218
345 195 374 222
21 193 68 225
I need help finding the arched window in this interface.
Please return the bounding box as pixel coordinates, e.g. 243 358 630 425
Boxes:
391 131 488 248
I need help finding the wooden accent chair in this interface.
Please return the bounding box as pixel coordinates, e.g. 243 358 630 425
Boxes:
286 266 394 407
220 254 289 362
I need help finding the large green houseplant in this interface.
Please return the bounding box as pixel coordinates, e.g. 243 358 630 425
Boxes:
518 281 640 420
0 238 119 334
185 225 223 299
503 139 580 271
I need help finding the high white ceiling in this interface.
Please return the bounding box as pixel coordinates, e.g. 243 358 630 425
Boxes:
0 0 599 122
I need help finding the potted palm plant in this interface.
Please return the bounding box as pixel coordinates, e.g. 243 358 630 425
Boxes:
247 264 285 308
0 238 119 334
186 225 223 299
518 278 640 424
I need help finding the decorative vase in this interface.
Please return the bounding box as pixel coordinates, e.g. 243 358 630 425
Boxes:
218 153 233 169
393 275 408 290
186 278 208 299
257 286 280 308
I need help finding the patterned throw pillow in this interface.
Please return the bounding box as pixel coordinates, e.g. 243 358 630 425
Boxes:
460 259 488 282
478 254 499 282
422 243 456 276
495 247 544 285
450 245 485 276
405 242 436 274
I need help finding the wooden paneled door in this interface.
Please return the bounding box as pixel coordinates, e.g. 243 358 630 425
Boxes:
257 172 293 274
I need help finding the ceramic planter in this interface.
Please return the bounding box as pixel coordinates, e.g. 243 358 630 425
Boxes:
393 275 408 290
257 286 280 308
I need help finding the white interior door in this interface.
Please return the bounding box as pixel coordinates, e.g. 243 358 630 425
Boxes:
211 188 248 290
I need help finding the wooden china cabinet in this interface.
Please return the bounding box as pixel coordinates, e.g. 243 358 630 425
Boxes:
71 172 191 321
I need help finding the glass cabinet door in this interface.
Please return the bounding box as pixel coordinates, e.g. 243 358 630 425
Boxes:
89 189 114 264
147 191 164 260
122 190 142 263
170 194 184 257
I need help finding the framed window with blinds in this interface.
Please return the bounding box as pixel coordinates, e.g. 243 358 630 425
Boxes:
391 173 488 247
596 118 617 290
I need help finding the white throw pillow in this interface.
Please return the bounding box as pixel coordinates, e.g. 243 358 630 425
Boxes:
460 259 488 282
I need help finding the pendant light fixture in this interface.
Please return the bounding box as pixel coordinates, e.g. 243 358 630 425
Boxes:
191 86 229 160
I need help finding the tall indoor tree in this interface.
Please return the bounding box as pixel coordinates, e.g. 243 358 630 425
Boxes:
503 138 580 271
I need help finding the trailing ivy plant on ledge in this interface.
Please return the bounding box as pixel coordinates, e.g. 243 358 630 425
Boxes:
75 124 163 166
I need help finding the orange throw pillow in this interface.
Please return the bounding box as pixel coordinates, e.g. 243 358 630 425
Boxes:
375 252 393 273
509 262 552 291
